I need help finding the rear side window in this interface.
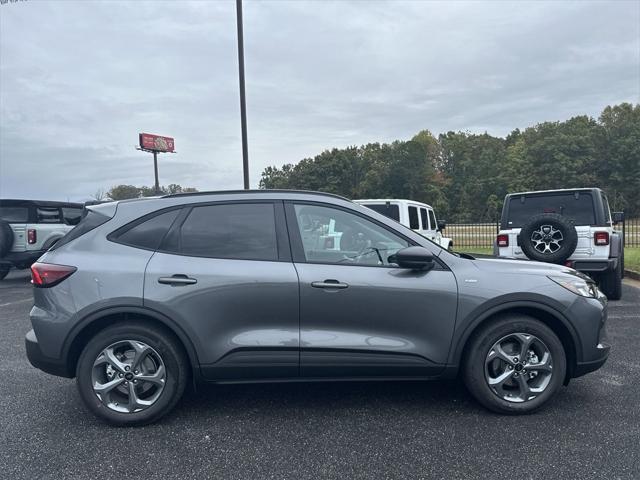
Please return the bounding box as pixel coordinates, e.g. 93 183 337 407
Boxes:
420 208 428 230
408 206 420 229
37 207 61 223
506 193 595 227
50 210 110 250
115 209 180 250
363 203 400 222
169 203 278 261
0 206 28 223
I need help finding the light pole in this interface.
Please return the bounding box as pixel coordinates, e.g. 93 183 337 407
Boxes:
236 0 250 189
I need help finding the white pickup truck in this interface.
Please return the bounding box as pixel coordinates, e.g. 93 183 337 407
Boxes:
354 199 453 250
0 199 83 280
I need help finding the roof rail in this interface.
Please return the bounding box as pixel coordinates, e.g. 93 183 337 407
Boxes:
162 189 351 201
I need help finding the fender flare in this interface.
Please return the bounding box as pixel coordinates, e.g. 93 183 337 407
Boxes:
449 300 582 369
62 305 201 377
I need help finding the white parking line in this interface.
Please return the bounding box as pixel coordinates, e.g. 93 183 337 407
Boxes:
0 298 32 308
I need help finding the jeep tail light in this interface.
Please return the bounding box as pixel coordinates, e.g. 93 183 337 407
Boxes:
27 229 37 244
497 234 509 247
30 263 76 288
594 231 609 246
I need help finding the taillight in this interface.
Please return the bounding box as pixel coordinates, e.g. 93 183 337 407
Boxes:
594 231 609 246
30 263 76 288
497 234 509 247
27 229 37 244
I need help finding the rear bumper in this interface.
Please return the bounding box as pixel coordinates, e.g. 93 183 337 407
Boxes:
25 329 73 378
571 258 617 273
0 250 45 268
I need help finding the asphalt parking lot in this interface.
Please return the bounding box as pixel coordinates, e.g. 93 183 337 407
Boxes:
1 270 639 479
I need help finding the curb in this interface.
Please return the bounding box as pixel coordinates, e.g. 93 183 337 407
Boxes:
624 269 640 282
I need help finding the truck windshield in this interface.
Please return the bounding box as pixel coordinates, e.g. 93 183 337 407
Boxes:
362 203 400 221
506 192 595 227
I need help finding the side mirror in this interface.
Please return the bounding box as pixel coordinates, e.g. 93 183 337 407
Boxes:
388 246 435 270
437 220 446 231
612 211 624 224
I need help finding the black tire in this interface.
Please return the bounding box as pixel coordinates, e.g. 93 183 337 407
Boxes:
0 221 13 257
599 259 622 300
0 265 9 281
76 321 189 426
519 214 578 264
462 314 566 414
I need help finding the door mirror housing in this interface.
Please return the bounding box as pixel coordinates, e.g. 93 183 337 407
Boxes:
612 211 624 224
437 220 446 231
388 247 435 270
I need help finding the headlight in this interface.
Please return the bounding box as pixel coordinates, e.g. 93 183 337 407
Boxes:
548 275 598 298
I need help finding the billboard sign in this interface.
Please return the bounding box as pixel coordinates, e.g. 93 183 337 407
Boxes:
139 133 175 152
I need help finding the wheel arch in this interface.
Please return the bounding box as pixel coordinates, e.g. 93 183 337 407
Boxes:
453 302 580 383
63 306 200 379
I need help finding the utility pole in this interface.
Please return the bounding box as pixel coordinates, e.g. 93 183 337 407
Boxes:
236 0 250 189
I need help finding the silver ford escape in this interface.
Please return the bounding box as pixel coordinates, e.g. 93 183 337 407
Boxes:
25 190 610 426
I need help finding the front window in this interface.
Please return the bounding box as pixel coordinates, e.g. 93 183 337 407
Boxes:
293 204 409 266
428 210 437 231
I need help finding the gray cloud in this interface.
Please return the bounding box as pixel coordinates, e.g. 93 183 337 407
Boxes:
1 0 638 200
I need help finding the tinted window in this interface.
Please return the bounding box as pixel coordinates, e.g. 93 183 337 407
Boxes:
177 203 278 260
507 192 595 227
363 203 400 221
420 208 428 230
0 206 28 223
293 204 409 266
601 193 612 224
117 209 180 250
61 207 83 226
37 207 61 223
428 210 437 231
50 210 111 250
408 206 419 229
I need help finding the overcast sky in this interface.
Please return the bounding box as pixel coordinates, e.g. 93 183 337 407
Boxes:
1 0 639 201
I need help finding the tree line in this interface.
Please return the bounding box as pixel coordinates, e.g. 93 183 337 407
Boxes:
96 183 198 201
259 103 640 222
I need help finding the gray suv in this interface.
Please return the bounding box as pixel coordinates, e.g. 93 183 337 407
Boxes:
25 190 610 426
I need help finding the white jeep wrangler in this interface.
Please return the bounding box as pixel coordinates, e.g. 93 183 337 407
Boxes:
354 199 453 250
495 188 624 300
0 199 83 280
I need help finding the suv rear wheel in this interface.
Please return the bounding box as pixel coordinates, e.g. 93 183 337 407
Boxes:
76 321 188 426
463 314 566 414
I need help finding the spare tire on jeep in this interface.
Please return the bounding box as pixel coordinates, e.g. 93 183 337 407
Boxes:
519 213 578 264
0 220 14 257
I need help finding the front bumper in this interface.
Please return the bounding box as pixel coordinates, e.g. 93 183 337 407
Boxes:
574 342 611 377
25 329 73 378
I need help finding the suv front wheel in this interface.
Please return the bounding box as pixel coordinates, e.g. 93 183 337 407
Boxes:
76 321 189 426
463 314 566 414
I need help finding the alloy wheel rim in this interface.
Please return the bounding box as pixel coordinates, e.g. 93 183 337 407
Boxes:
484 333 553 403
91 340 166 413
530 225 564 254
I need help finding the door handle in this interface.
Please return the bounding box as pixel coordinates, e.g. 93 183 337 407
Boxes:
158 275 198 286
311 279 348 289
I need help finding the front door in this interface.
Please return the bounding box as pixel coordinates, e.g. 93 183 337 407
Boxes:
286 202 458 378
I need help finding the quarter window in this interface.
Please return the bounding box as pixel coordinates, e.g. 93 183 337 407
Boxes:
116 209 180 250
37 207 61 223
293 204 409 266
176 203 278 260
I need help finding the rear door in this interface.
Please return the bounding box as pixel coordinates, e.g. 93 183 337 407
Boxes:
286 201 458 378
143 201 300 381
